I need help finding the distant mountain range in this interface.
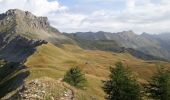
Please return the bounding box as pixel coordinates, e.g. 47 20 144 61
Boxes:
65 31 170 61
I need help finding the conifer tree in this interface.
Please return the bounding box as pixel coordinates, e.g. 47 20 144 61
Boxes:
146 67 170 100
64 67 87 88
103 62 141 100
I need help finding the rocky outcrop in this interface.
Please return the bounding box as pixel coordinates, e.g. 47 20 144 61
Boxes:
1 9 50 30
0 9 74 45
10 78 74 100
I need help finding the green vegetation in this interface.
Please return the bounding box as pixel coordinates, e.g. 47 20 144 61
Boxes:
146 67 170 100
103 62 141 100
63 67 87 89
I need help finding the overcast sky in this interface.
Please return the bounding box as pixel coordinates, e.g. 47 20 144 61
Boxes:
0 0 170 34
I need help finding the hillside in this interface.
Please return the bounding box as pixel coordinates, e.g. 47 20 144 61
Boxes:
0 61 30 99
24 43 170 100
2 42 169 99
142 32 170 54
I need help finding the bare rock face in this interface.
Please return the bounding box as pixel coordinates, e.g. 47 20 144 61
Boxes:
3 9 50 29
0 9 73 44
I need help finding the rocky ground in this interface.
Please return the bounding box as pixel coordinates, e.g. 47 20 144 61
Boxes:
10 77 74 100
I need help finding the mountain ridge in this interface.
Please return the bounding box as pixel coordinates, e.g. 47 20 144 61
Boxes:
65 31 170 61
0 9 73 44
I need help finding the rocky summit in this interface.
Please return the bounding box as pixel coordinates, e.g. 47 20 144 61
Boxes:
0 9 50 30
0 9 72 43
0 9 73 62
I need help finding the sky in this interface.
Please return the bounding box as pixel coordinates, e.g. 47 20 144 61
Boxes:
0 0 170 34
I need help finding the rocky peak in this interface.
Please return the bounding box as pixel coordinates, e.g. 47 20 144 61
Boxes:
6 9 26 16
120 30 136 35
0 9 50 29
117 30 137 39
0 9 73 47
141 32 150 36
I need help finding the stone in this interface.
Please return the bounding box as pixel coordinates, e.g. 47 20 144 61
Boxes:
50 96 55 100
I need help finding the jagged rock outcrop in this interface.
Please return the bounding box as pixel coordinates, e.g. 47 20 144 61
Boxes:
0 9 51 32
0 9 73 44
4 9 50 29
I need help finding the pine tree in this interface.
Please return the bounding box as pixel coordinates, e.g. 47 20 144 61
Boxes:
103 62 141 100
146 67 170 100
63 67 87 88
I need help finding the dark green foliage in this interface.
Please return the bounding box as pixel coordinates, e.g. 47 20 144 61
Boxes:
103 62 141 100
146 67 170 100
63 67 87 89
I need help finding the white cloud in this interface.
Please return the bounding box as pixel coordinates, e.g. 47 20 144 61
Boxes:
126 0 135 9
0 0 67 16
0 0 170 34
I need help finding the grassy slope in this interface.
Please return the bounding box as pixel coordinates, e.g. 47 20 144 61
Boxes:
25 43 170 100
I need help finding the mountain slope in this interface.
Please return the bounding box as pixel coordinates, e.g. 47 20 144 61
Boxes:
65 31 167 61
0 9 74 62
0 61 29 99
110 31 170 60
142 32 170 54
0 9 72 44
25 43 170 100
